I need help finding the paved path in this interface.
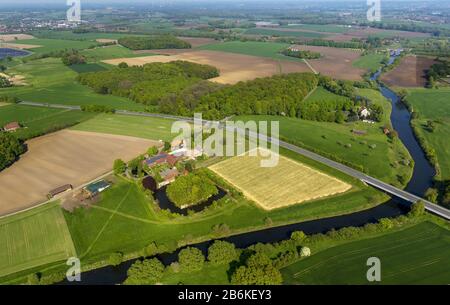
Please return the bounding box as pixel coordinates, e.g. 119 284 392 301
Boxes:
19 101 450 220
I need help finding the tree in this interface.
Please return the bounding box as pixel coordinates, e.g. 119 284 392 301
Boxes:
300 247 311 257
0 133 26 171
113 159 126 175
408 201 425 218
207 240 239 265
425 188 439 203
147 146 159 156
118 62 129 69
178 247 205 272
230 252 282 285
0 76 12 88
125 258 165 285
163 141 171 152
290 231 307 242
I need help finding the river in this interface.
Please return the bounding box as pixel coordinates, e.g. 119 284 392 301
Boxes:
61 52 435 285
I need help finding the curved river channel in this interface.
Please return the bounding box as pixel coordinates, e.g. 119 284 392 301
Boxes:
62 53 436 285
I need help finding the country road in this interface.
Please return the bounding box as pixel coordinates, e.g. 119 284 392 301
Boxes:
19 101 450 220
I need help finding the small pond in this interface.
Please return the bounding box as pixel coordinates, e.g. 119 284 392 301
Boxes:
153 185 228 216
0 48 29 60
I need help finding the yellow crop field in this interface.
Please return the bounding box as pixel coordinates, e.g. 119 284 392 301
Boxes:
209 149 352 210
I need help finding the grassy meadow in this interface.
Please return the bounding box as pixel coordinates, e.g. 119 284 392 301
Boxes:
16 38 99 54
0 58 146 111
282 221 450 284
198 41 300 61
80 45 149 62
0 202 76 280
353 53 386 72
0 104 95 140
71 113 176 141
406 88 450 180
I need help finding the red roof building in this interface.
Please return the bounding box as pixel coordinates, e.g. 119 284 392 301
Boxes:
3 122 20 132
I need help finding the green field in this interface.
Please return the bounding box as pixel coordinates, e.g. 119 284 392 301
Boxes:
0 202 76 279
32 30 144 41
244 28 328 39
282 221 450 284
353 53 386 72
406 88 450 179
16 38 98 54
0 104 95 140
71 113 176 141
282 24 350 33
80 45 149 62
68 63 108 73
235 88 413 187
63 145 384 264
198 41 299 61
0 58 146 111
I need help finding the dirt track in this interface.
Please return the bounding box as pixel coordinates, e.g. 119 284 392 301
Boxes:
381 55 436 88
292 45 365 81
0 130 158 216
104 50 311 84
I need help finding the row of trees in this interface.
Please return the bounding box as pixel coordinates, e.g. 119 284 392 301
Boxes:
427 59 450 88
281 48 321 59
0 133 26 172
118 35 192 50
0 76 12 88
78 61 219 105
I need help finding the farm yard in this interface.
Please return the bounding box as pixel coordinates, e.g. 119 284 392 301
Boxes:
381 56 436 88
0 130 158 216
103 49 311 84
282 221 450 284
209 148 352 210
0 202 76 280
290 45 365 80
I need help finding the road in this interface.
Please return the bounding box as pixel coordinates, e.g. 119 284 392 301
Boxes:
20 101 450 220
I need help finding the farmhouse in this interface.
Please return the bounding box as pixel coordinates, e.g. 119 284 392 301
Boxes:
159 168 180 188
3 122 21 132
170 139 203 159
144 153 179 168
359 107 371 119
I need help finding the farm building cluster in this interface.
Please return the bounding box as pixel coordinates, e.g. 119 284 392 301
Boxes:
141 139 204 191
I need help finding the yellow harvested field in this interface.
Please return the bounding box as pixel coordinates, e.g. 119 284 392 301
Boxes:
0 34 35 41
0 72 26 85
103 50 310 84
0 130 159 216
96 38 118 44
209 149 352 210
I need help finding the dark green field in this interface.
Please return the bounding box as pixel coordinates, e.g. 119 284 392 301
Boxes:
282 221 450 284
0 58 145 111
407 88 450 179
0 104 95 140
244 28 328 39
